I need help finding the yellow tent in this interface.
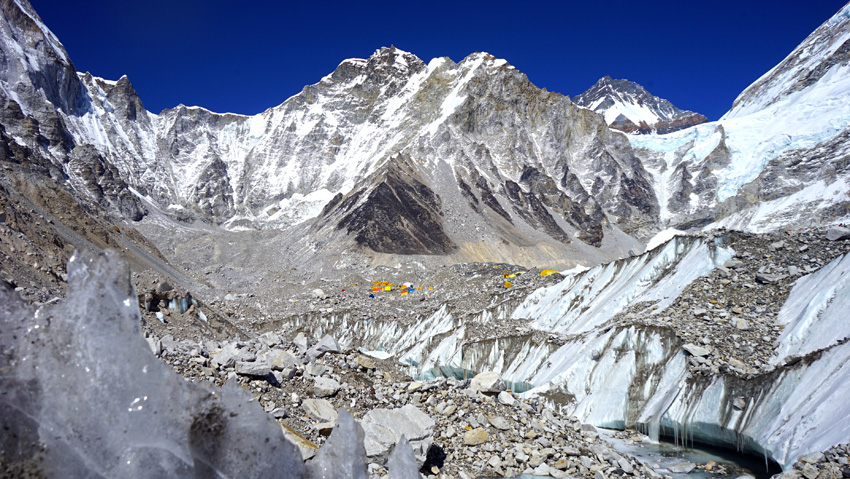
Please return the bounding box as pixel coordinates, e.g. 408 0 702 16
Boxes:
504 281 512 288
540 270 559 277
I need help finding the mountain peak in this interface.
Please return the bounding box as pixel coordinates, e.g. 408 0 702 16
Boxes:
574 76 707 134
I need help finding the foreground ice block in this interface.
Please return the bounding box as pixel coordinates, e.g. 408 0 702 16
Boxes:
0 250 307 478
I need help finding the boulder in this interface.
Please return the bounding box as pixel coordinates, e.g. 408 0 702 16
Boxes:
756 273 785 284
354 355 376 370
210 343 256 368
263 350 301 370
668 462 696 474
487 415 510 430
470 371 506 394
236 360 270 377
497 391 516 406
307 335 342 362
463 428 489 445
682 343 711 357
361 405 434 463
826 227 850 241
293 333 311 354
313 377 340 398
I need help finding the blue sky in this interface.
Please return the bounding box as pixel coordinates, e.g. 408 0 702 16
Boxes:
31 0 847 120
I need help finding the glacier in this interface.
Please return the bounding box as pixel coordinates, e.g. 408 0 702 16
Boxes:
276 233 850 471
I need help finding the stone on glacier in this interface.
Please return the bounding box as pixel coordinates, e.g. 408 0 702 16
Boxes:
470 371 506 393
307 334 342 362
682 343 711 357
294 332 311 354
236 360 271 377
498 390 516 406
211 342 255 368
667 462 696 473
826 226 850 241
308 408 368 479
303 398 339 423
361 404 434 462
264 349 301 370
0 250 307 478
313 377 341 397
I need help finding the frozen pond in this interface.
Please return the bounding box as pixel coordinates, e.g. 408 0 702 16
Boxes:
600 429 782 479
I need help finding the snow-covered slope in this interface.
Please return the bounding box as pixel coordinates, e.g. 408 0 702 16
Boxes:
631 2 850 233
574 76 707 135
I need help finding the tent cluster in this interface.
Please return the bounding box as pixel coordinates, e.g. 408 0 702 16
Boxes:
502 270 526 279
370 280 433 296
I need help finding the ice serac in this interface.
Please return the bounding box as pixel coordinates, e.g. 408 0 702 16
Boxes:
513 235 732 335
0 250 308 478
574 76 707 135
771 252 850 364
631 2 850 233
518 240 850 471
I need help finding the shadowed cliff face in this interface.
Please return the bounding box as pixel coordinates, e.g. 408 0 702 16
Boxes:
333 158 456 255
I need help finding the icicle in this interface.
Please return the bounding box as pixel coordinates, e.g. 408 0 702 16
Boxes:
764 448 769 473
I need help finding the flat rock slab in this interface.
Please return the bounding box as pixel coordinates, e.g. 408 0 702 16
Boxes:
487 414 510 430
361 404 434 461
281 424 318 461
756 272 786 284
236 360 270 377
826 227 850 241
302 398 338 423
668 462 696 474
463 428 489 445
307 335 342 362
682 343 711 357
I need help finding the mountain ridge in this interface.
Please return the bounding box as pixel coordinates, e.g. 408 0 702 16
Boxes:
573 75 708 134
1 0 849 275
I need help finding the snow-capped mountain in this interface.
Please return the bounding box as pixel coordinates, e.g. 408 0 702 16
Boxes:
573 76 707 134
1 0 849 270
630 2 850 233
0 0 657 266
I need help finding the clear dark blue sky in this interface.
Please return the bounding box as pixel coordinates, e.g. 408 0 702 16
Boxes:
31 0 847 120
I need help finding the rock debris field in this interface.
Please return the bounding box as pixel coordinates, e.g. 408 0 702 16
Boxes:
129 228 850 479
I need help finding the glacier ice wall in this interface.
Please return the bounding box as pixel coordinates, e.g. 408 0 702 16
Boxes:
513 235 732 335
772 252 850 363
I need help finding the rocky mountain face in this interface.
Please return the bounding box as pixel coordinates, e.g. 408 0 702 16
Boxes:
1 0 849 276
0 0 658 266
573 76 707 134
